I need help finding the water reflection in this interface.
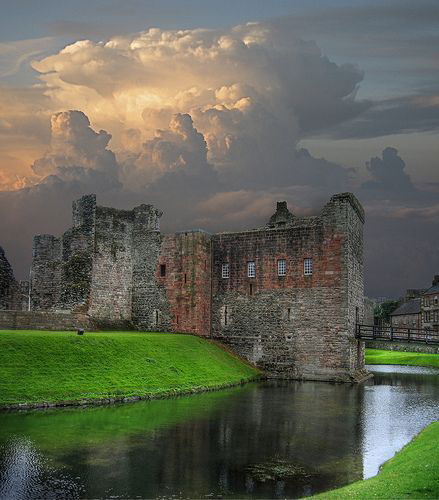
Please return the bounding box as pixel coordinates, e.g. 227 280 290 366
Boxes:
362 365 439 479
0 366 438 499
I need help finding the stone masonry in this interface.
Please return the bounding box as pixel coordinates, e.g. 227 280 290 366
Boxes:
1 192 368 382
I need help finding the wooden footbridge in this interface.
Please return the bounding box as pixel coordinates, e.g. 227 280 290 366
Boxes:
356 324 439 345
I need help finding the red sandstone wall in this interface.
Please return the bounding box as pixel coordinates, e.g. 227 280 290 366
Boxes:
212 225 344 296
159 231 211 336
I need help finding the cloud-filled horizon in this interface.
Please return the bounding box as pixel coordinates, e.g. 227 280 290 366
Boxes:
0 6 438 298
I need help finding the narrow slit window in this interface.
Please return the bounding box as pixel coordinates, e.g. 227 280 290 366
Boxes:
247 261 256 278
249 283 253 296
160 264 166 277
155 310 159 326
287 307 291 321
184 273 187 284
224 305 228 326
304 258 313 276
222 263 230 278
278 259 286 276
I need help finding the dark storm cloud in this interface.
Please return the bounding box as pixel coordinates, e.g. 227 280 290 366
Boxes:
325 96 439 139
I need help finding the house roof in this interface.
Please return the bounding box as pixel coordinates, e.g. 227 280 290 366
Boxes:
391 298 421 316
423 285 439 295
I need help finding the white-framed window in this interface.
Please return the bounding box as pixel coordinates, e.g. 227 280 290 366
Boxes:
221 263 230 279
304 258 313 276
247 261 256 278
277 259 286 276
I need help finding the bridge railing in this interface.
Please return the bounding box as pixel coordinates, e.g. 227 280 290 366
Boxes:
356 324 439 345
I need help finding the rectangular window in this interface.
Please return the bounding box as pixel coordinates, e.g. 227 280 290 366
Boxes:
277 259 286 276
247 261 256 278
304 258 313 276
160 264 166 277
249 283 253 296
221 263 230 278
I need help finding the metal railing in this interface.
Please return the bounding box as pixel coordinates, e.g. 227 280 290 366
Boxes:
356 324 439 345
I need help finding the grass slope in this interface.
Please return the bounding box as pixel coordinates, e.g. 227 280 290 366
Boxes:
0 330 259 406
313 421 439 498
365 348 439 368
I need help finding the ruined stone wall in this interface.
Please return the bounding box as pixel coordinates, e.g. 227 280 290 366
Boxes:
159 231 211 335
0 246 16 310
30 235 62 310
321 193 366 376
131 204 171 331
211 193 366 382
0 310 90 330
21 192 367 382
59 194 96 310
88 206 134 326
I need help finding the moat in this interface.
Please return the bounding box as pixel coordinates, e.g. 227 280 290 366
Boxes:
0 365 438 499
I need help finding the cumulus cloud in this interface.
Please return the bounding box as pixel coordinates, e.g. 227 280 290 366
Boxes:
31 22 366 163
31 110 120 189
0 20 437 298
361 147 414 196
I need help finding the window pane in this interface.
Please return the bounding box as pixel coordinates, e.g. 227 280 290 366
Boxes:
248 261 255 278
222 263 230 278
278 259 286 276
304 258 313 276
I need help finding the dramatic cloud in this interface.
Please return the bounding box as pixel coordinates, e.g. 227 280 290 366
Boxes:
31 110 120 190
0 19 437 298
362 147 414 196
31 23 366 156
327 96 439 140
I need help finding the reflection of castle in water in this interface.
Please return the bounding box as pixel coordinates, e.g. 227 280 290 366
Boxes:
1 369 438 498
3 382 364 499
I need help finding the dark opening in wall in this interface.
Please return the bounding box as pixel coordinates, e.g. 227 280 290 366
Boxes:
225 305 228 326
160 264 166 277
287 308 291 321
155 310 159 326
184 273 187 284
249 284 253 296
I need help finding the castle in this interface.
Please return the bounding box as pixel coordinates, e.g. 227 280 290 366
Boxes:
0 192 369 382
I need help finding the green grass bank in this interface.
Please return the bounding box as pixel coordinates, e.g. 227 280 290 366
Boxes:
365 348 439 368
0 330 260 409
313 421 439 498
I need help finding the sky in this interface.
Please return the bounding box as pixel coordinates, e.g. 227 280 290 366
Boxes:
0 0 438 297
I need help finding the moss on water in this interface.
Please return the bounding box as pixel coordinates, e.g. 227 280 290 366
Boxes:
0 330 260 407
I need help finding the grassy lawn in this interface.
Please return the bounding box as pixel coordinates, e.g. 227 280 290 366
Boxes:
365 348 439 368
0 330 259 407
313 421 439 498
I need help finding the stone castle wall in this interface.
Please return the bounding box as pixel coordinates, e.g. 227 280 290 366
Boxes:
210 193 366 382
1 192 367 382
159 231 212 336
